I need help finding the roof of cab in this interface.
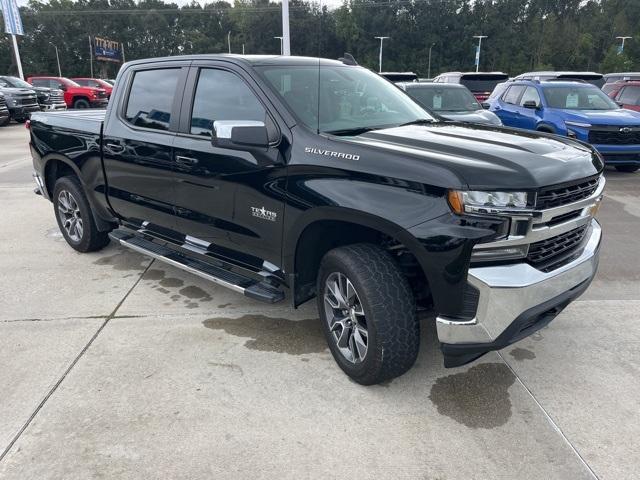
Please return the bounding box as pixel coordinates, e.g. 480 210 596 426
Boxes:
124 54 347 68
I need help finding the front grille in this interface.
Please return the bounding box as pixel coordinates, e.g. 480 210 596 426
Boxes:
16 95 38 106
0 96 6 109
589 128 640 145
48 92 65 104
527 224 589 272
537 176 599 210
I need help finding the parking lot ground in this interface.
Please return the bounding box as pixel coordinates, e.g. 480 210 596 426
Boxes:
1 123 638 479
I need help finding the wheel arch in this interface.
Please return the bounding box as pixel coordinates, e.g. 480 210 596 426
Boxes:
43 155 83 199
43 154 115 232
536 122 556 134
285 208 431 307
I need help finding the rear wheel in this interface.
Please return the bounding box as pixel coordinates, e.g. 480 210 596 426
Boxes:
317 244 419 385
0 116 9 127
53 176 110 252
615 165 639 173
73 98 90 109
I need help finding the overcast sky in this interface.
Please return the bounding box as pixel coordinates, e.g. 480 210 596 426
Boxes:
15 0 344 8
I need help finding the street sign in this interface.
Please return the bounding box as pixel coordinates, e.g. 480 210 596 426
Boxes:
93 37 123 63
1 0 24 36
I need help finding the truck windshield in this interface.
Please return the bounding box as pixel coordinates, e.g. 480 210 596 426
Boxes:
542 86 619 110
257 65 434 134
407 86 481 112
0 76 32 88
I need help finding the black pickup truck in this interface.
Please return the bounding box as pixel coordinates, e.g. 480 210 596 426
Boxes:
29 55 604 385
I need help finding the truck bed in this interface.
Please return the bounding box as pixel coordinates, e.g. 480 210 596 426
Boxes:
31 109 106 135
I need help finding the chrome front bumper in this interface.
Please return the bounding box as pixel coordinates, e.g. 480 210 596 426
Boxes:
42 103 67 111
437 219 600 347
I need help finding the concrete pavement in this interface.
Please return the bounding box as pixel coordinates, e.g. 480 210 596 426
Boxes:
1 123 638 479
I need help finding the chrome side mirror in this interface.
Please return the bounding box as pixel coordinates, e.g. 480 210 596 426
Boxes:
213 120 269 148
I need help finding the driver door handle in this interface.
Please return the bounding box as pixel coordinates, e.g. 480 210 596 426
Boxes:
176 155 198 166
105 142 124 154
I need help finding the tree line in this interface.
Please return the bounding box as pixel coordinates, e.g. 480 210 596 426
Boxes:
1 0 638 79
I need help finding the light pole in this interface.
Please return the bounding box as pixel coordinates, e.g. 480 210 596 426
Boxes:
281 0 290 55
473 35 487 72
49 42 62 76
274 36 283 55
616 36 632 55
227 31 231 54
375 36 389 73
428 43 435 79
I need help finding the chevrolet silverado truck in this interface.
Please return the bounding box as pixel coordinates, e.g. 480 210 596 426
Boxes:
29 55 604 385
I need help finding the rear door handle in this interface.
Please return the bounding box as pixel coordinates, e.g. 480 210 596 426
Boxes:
176 155 198 166
105 142 125 154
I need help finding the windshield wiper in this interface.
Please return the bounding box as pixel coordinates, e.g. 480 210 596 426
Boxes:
398 119 436 127
325 126 378 136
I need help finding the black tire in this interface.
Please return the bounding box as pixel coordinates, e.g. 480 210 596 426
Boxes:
0 116 9 127
73 98 90 109
317 243 419 385
615 165 639 173
13 117 26 123
53 175 110 252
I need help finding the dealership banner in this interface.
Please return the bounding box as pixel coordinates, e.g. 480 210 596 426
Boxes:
1 0 24 36
93 36 123 63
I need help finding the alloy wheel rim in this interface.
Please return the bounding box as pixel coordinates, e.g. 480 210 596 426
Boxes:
57 190 83 242
323 272 369 364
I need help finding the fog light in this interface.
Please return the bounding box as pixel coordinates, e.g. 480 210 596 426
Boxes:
471 244 529 263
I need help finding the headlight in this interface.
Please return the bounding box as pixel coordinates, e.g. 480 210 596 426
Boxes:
565 121 591 129
448 190 529 214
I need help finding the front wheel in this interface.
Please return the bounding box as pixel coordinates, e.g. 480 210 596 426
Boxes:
317 244 419 385
615 165 639 173
53 176 110 252
73 98 90 109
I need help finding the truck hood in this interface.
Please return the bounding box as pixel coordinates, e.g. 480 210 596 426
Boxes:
0 87 36 95
555 108 640 126
345 123 602 190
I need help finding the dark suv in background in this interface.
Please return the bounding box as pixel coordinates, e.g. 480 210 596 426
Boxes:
0 92 9 126
0 75 66 112
432 72 509 102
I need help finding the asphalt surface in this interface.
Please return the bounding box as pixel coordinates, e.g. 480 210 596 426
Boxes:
0 122 638 479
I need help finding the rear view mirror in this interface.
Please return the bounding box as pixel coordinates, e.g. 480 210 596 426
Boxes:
522 100 539 109
213 120 269 149
481 102 491 110
58 84 67 91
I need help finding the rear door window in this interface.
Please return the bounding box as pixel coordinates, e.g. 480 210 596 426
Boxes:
124 68 180 131
190 68 266 137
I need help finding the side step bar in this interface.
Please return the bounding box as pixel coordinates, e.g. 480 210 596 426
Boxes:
109 230 285 304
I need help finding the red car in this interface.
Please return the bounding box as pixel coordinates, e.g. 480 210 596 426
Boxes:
605 80 640 112
71 77 114 98
27 76 108 109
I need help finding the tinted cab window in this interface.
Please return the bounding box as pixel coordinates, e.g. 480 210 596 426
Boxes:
190 69 266 137
124 68 180 131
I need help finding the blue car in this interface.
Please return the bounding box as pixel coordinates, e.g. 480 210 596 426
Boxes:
488 80 640 172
